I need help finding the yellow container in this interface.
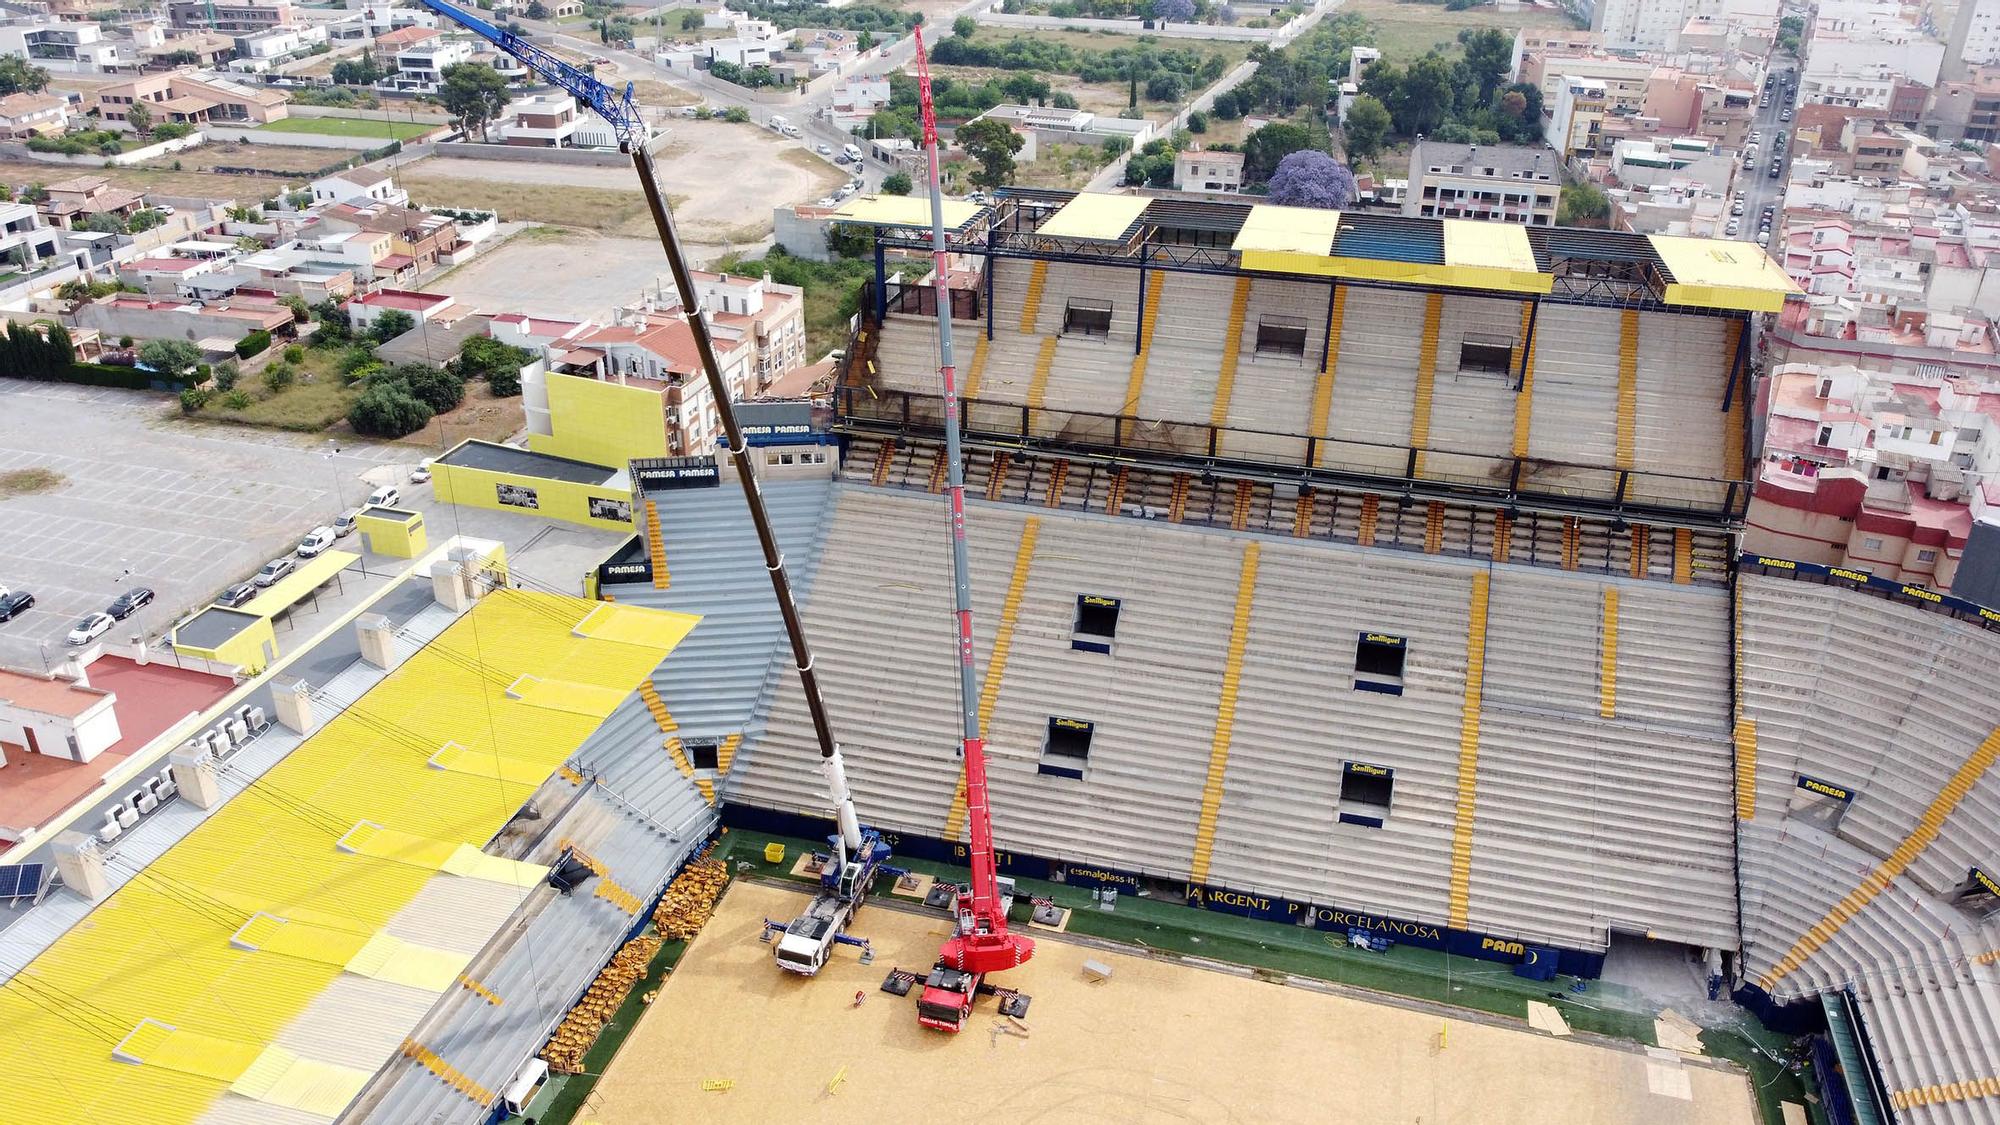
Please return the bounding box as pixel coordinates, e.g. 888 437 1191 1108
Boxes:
763 842 786 865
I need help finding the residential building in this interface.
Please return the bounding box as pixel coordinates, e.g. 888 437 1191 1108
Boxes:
654 269 808 389
1947 0 2000 77
118 254 227 295
93 71 290 129
1173 148 1245 195
492 93 577 147
0 202 61 273
36 176 145 232
359 2 439 37
1929 67 2000 143
308 166 406 208
1508 28 1599 82
72 292 296 349
0 18 126 73
1521 52 1651 118
319 200 459 272
1547 75 1610 157
1589 0 1778 50
827 75 890 129
346 287 457 332
1404 141 1559 224
539 311 758 458
370 23 438 52
166 0 297 33
1799 0 1945 111
387 35 474 92
964 104 1151 162
228 21 327 66
0 92 68 139
138 31 237 70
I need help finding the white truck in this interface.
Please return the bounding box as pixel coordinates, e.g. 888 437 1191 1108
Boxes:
768 114 789 133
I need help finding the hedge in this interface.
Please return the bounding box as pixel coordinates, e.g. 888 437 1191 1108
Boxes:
1 363 197 392
236 330 272 359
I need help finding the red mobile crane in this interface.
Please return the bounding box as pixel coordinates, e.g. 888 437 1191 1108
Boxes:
906 25 1037 1034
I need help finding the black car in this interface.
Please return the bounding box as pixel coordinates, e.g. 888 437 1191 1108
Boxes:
216 582 258 608
107 586 155 619
0 590 34 623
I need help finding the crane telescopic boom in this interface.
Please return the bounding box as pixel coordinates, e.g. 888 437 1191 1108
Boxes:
907 26 1034 1033
417 0 868 867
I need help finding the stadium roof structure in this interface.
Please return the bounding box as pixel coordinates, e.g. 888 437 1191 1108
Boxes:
0 588 701 1125
830 193 988 234
870 189 1798 314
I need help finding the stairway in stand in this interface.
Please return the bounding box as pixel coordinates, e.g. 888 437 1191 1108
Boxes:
643 499 669 589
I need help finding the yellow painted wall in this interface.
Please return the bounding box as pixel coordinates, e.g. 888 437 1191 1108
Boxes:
356 509 428 558
174 613 278 675
529 371 668 469
432 461 635 532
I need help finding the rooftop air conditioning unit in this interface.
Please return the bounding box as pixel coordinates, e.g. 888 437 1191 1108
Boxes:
114 803 139 829
247 706 268 732
98 812 123 845
223 717 248 746
234 704 253 729
151 771 177 803
132 787 157 816
202 729 229 758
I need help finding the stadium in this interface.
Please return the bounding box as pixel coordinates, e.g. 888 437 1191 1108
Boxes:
1 189 1996 1125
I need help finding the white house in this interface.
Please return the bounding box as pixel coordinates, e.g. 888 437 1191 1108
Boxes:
309 166 407 207
0 667 122 765
390 36 474 92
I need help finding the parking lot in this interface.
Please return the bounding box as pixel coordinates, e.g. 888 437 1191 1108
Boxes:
0 382 624 671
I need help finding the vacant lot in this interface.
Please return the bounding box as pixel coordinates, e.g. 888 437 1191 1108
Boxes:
0 157 297 204
256 116 434 140
143 139 349 177
424 228 669 321
1350 0 1576 59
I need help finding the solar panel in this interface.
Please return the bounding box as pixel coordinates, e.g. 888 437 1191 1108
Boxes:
0 863 46 900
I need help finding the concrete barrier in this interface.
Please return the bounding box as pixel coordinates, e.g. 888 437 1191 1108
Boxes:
431 141 630 166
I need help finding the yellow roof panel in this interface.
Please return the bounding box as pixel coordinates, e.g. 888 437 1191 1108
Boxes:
1037 192 1152 241
1232 205 1342 275
237 549 359 618
0 590 692 1125
1441 220 1545 281
831 193 984 230
1648 234 1799 312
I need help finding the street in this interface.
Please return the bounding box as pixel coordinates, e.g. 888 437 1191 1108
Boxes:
1735 62 1796 248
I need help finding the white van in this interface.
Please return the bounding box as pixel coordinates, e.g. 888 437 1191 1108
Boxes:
297 526 338 558
769 114 789 133
366 485 401 508
841 143 862 163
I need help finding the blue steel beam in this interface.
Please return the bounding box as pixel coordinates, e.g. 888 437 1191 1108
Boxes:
418 0 644 146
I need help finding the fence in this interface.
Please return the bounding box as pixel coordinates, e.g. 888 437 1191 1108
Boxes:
863 279 982 321
973 10 1305 40
2 132 207 167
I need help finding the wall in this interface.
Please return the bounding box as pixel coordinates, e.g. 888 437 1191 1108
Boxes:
0 698 117 764
201 125 407 150
530 370 669 468
974 10 1304 40
355 510 427 557
2 132 207 167
431 460 637 532
430 141 629 167
289 103 452 124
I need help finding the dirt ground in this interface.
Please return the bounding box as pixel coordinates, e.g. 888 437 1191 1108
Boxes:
0 157 297 204
391 122 840 243
588 882 1759 1125
422 228 672 322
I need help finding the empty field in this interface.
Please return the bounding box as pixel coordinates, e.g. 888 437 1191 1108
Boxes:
1348 0 1577 59
254 116 434 140
589 881 1758 1125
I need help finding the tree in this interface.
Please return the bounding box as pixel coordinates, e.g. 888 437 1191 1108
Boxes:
679 8 701 29
1002 73 1049 103
370 309 415 342
348 383 433 437
438 62 511 140
82 212 127 235
138 338 202 381
386 362 463 412
953 14 976 37
235 235 264 253
1267 150 1356 209
1342 93 1391 165
1395 53 1455 138
281 294 311 324
955 117 1024 190
1155 0 1194 22
125 103 153 137
332 51 382 86
1145 73 1186 102
1242 121 1314 182
1559 182 1611 227
127 209 165 233
458 334 530 382
526 0 548 16
881 170 913 195
312 297 351 345
0 56 50 97
857 29 875 51
1456 28 1512 105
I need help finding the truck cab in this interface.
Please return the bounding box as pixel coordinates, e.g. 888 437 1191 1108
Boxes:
916 964 977 1032
772 896 845 974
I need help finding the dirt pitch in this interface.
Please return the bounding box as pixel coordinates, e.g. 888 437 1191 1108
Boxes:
586 881 1758 1125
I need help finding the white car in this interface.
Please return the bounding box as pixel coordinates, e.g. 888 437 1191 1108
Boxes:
67 611 115 646
409 464 432 484
366 485 402 508
296 526 337 558
816 142 832 155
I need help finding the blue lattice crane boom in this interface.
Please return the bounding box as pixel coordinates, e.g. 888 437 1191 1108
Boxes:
418 0 643 144
419 0 875 909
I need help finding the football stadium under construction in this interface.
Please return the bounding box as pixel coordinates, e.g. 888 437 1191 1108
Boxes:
4 175 2000 1125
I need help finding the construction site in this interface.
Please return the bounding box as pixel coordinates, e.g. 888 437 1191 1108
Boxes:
4 3 1999 1125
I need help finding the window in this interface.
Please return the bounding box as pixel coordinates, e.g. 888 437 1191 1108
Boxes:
1254 316 1308 358
1917 548 1938 563
1337 761 1394 827
1458 338 1514 376
1072 594 1120 653
1817 425 1834 446
687 738 720 771
1039 717 1093 779
1863 537 1883 552
1062 298 1112 338
1874 466 1892 480
1354 632 1407 695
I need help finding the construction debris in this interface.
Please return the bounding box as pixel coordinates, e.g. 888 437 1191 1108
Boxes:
654 850 728 941
541 934 662 1074
1081 959 1112 982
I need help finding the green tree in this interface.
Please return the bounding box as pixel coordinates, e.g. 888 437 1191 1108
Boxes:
138 338 202 380
1342 93 1391 165
1396 53 1456 138
82 212 127 235
1558 182 1611 226
458 334 530 382
0 56 50 96
126 209 165 233
527 0 548 17
1242 121 1314 182
881 170 913 195
348 382 433 437
721 106 750 123
370 308 415 342
281 294 311 324
438 62 512 140
385 362 463 412
679 8 701 29
264 362 295 391
953 14 976 37
954 117 1024 190
125 102 153 137
1456 28 1512 105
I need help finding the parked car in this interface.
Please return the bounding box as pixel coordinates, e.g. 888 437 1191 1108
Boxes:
366 485 401 508
1731 200 1745 215
216 582 257 608
253 557 295 588
409 464 431 484
296 526 337 558
0 590 33 623
154 203 175 216
106 586 155 619
816 142 832 155
67 611 114 646
333 509 360 537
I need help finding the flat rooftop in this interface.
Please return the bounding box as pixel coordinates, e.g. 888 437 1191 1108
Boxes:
0 657 232 848
588 881 1758 1123
171 604 264 650
437 439 621 485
